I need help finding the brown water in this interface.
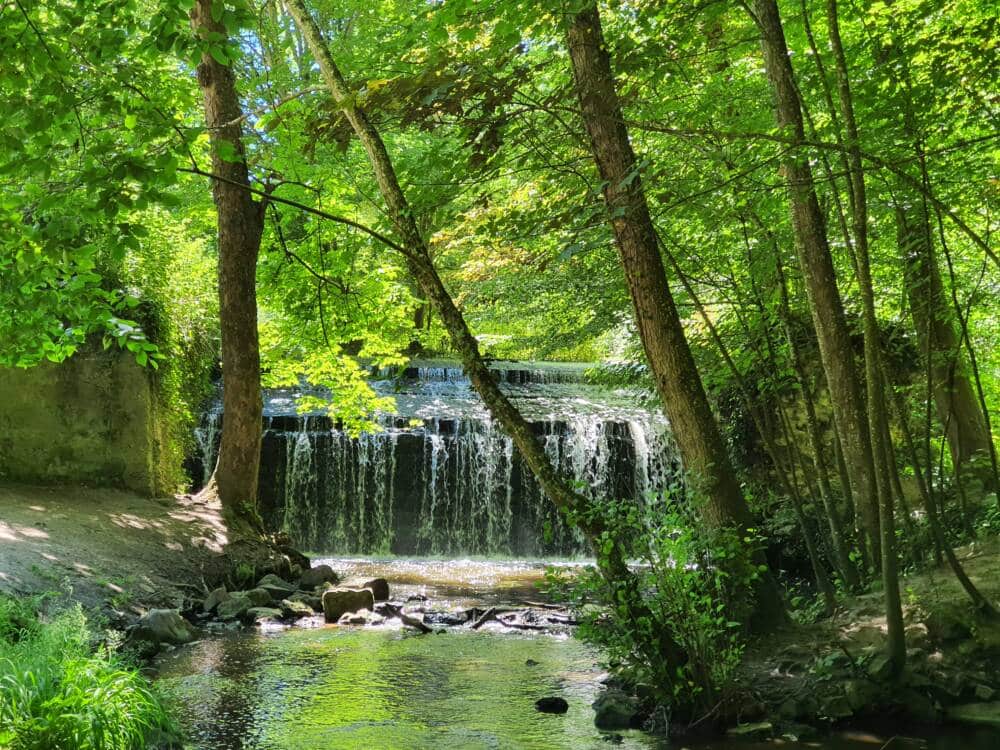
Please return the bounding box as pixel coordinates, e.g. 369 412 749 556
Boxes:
153 558 1000 750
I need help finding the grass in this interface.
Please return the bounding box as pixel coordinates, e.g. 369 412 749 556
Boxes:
0 594 177 749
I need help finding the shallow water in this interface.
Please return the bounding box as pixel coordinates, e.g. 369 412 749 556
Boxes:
154 558 1000 750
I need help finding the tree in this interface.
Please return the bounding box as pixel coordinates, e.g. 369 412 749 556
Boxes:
190 0 266 535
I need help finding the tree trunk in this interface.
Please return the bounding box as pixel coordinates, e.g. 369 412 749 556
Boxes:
283 0 687 666
191 0 265 535
897 206 992 483
751 0 880 570
565 2 785 626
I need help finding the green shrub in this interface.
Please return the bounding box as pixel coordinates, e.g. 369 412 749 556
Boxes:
547 496 762 718
0 597 175 749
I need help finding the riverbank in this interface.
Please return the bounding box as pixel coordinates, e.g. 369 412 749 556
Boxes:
3 483 1000 746
0 484 228 620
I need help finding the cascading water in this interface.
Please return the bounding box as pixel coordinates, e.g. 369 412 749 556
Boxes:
192 362 679 556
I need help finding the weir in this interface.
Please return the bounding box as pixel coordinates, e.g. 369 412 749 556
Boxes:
191 362 678 556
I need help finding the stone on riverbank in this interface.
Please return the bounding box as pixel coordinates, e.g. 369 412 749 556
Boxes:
131 609 196 646
246 587 275 607
280 599 315 620
323 588 375 622
535 697 569 714
217 592 253 621
203 587 230 614
593 690 642 730
256 574 296 600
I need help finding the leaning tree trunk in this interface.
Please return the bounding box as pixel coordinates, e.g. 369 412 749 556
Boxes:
565 2 785 627
191 0 265 535
751 0 880 570
282 0 687 667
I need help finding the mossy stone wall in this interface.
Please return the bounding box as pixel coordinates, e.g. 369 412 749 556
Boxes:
0 349 170 496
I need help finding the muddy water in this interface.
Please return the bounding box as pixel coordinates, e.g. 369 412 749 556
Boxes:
153 558 1000 750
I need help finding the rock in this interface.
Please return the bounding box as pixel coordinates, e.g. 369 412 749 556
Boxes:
131 609 195 646
246 607 283 623
288 591 322 612
779 722 819 741
202 587 230 614
592 690 641 730
726 721 773 740
423 611 467 626
246 587 275 607
897 688 938 724
844 679 879 712
323 588 375 622
299 564 340 590
406 593 428 602
217 592 252 621
905 623 931 650
535 697 569 714
819 694 854 719
339 608 372 625
867 653 894 682
256 574 296 599
975 685 996 701
525 659 540 666
361 578 390 601
924 609 971 643
279 599 314 620
946 701 1000 728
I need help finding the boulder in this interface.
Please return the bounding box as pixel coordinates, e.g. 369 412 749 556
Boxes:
867 653 894 682
844 679 879 712
131 609 195 646
323 588 375 623
592 690 642 730
535 697 569 714
217 592 253 621
288 591 323 612
246 607 283 623
280 599 315 620
246 587 275 607
299 564 340 590
925 609 971 643
256 574 296 599
202 587 230 614
361 578 390 601
946 701 1000 728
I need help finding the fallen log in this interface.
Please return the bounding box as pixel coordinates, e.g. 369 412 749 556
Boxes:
383 604 433 634
470 606 497 630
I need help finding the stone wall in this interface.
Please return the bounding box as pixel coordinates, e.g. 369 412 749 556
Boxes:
0 349 170 495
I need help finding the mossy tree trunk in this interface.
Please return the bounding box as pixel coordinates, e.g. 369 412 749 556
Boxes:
564 2 785 627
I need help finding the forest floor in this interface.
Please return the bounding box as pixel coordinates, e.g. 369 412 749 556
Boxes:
0 483 227 619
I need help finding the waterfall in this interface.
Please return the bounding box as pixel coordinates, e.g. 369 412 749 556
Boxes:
193 362 679 556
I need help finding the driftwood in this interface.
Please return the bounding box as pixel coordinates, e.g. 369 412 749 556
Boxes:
470 606 497 629
383 604 433 634
520 600 568 611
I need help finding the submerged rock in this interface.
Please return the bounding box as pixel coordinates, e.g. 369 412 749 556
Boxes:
300 564 339 590
727 721 773 740
592 690 642 730
131 609 196 646
535 697 569 714
322 588 375 622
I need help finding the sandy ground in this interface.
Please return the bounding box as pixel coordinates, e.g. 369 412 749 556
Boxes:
0 483 228 615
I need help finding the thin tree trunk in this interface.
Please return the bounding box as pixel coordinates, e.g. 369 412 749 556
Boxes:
191 0 265 535
283 0 687 665
824 0 904 673
564 2 784 627
750 0 881 571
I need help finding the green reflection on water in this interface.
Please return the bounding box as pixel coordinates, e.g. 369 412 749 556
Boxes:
156 626 661 750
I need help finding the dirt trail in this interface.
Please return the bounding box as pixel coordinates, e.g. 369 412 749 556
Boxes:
0 484 227 615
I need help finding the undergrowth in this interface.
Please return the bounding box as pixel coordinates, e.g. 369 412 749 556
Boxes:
0 594 176 750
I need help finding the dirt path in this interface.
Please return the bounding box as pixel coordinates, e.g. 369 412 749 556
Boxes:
0 484 228 616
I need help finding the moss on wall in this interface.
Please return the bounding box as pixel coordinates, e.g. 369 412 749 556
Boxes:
0 348 170 496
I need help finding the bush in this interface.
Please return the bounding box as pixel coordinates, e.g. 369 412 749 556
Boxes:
547 496 763 719
0 596 175 749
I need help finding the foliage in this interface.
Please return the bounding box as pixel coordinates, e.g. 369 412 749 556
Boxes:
0 595 176 750
546 496 762 715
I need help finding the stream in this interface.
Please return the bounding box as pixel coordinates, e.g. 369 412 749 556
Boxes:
153 558 1000 750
